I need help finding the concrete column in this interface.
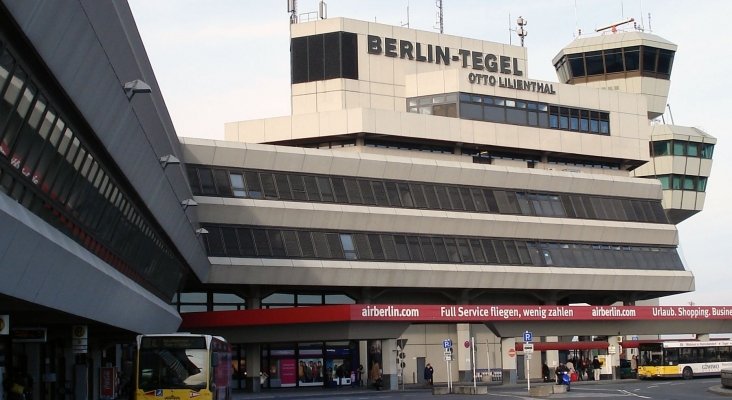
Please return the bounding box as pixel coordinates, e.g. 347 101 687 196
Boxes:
457 323 471 382
608 336 621 380
244 289 262 392
501 337 517 384
544 336 559 380
382 339 398 390
244 344 262 392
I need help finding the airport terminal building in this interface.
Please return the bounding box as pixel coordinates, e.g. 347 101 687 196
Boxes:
0 0 719 397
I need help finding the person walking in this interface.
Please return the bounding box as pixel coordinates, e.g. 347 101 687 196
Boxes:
592 356 602 381
424 363 434 386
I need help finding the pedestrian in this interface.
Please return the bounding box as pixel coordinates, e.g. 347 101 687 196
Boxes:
542 363 551 382
424 363 434 386
357 364 364 387
592 356 602 381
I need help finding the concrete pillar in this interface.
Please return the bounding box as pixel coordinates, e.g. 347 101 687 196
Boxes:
382 339 399 390
457 323 471 382
244 344 262 392
501 337 517 384
608 336 621 380
544 336 559 380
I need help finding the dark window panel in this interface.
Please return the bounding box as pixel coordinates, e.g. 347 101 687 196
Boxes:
229 173 246 197
470 188 487 212
494 190 519 214
432 237 449 262
423 185 440 209
261 173 278 199
469 239 485 263
291 36 309 84
444 238 461 262
317 176 334 202
252 229 271 256
274 173 293 200
344 178 363 204
339 233 357 260
268 230 287 257
312 232 331 258
456 238 473 263
372 181 389 206
435 186 452 209
560 195 576 218
323 32 341 80
331 177 349 203
483 189 499 212
298 231 316 257
494 240 509 264
447 186 464 210
624 46 640 71
307 34 324 81
326 232 344 258
353 233 372 260
303 176 320 201
213 169 233 197
238 228 256 256
359 179 376 205
642 46 658 72
459 187 476 211
199 168 217 195
368 234 385 260
397 183 414 208
406 236 423 261
289 174 308 200
244 171 263 199
420 237 437 262
585 51 604 75
384 181 401 207
504 240 520 264
381 235 398 260
340 32 358 79
282 230 302 257
394 235 411 261
516 242 532 265
205 227 225 256
220 227 240 257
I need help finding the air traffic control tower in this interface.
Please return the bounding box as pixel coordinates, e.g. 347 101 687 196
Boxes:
553 20 715 223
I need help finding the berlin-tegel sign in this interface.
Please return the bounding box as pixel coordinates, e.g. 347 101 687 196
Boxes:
181 305 732 328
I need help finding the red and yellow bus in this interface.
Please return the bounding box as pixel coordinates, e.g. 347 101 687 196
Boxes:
638 340 732 379
135 333 232 400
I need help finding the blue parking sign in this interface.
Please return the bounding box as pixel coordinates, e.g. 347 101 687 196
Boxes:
523 331 533 343
443 339 452 349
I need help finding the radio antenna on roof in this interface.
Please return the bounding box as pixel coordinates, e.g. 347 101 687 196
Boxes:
434 0 444 33
400 0 410 28
287 0 298 24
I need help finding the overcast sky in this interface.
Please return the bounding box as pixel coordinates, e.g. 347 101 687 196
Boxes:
128 0 732 306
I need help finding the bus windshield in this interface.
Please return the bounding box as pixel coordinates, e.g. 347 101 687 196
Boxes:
138 336 209 391
639 343 663 366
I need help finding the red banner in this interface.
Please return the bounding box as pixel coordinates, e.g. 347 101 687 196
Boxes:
181 304 732 329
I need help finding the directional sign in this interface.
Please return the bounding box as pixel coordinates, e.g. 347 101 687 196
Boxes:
523 331 533 343
443 339 453 349
524 343 534 354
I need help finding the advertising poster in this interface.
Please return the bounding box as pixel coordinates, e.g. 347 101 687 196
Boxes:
297 358 323 386
280 359 296 386
367 340 382 384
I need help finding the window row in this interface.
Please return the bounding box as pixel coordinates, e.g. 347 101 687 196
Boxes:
188 166 669 224
291 32 358 84
171 291 356 313
0 39 183 299
202 225 684 271
651 140 714 159
365 138 454 154
407 92 611 136
555 45 674 82
657 174 708 192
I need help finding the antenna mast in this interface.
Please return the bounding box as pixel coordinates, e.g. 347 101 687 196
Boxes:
434 0 444 33
288 0 298 24
401 0 410 28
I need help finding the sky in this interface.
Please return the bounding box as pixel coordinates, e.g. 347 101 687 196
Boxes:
127 0 732 306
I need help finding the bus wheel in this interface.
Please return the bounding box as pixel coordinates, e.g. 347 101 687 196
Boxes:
682 367 693 380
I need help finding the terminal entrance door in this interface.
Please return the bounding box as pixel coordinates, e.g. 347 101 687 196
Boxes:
416 357 425 385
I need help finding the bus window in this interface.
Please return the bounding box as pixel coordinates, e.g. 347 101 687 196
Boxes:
664 348 678 366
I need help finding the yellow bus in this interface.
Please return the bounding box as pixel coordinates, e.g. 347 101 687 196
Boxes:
135 333 232 400
638 340 732 379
